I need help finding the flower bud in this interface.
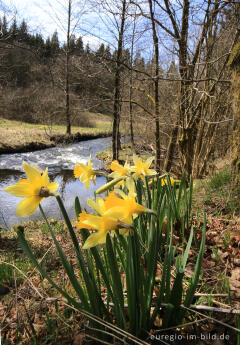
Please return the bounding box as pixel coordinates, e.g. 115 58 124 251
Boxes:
96 176 126 194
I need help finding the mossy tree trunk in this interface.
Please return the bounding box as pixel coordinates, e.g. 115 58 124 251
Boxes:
231 69 240 185
228 42 240 186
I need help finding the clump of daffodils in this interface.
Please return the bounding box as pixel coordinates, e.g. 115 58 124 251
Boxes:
74 155 174 249
76 178 153 249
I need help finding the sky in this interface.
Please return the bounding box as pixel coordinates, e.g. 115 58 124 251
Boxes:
0 0 163 61
0 0 106 49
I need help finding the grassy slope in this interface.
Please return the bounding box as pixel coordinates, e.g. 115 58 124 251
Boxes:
0 113 112 154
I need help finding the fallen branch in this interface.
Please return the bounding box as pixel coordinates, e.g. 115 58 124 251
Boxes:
44 297 240 315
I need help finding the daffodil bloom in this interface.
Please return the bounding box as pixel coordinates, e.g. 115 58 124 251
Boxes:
131 154 157 180
4 162 58 217
77 209 124 249
161 177 178 186
109 160 131 187
74 157 96 190
105 191 146 224
76 210 93 229
87 196 108 215
78 192 136 248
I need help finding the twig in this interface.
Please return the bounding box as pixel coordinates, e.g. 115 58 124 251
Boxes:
212 299 232 309
194 293 228 297
188 304 239 314
45 297 240 315
2 261 43 299
181 305 240 333
45 298 149 345
86 326 130 345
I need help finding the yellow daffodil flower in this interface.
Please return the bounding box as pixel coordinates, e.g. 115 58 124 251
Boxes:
105 190 146 224
87 197 106 214
78 191 136 248
4 162 58 217
74 157 96 190
77 210 122 249
131 154 157 180
77 210 94 229
161 176 176 186
109 160 131 187
90 178 141 222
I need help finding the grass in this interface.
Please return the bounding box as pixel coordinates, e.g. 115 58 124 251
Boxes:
0 220 86 345
0 113 112 154
193 166 240 217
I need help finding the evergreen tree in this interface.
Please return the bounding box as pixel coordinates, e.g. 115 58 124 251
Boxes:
44 37 52 59
85 43 91 55
0 15 8 37
9 18 17 40
51 31 60 56
75 36 84 55
18 20 28 42
34 33 45 56
69 34 76 54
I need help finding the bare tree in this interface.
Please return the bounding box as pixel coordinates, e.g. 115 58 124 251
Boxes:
132 0 238 178
43 0 87 135
65 0 71 134
148 0 161 171
112 0 127 160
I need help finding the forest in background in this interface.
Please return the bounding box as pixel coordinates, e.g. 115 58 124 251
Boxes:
0 0 239 181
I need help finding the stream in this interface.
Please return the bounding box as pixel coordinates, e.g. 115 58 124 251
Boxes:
0 137 113 228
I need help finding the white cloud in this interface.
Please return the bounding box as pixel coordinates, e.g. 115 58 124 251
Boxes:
82 34 102 50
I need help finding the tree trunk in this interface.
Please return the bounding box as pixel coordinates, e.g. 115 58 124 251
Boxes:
65 0 71 135
227 41 240 185
231 69 240 185
112 0 126 161
148 0 161 171
129 12 136 149
164 123 178 172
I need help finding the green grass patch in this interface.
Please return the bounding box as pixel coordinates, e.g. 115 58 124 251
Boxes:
208 167 232 190
193 166 239 217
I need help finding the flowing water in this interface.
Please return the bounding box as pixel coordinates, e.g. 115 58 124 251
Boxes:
0 137 113 228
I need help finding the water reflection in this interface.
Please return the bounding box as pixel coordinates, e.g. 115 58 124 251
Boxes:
0 169 106 228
